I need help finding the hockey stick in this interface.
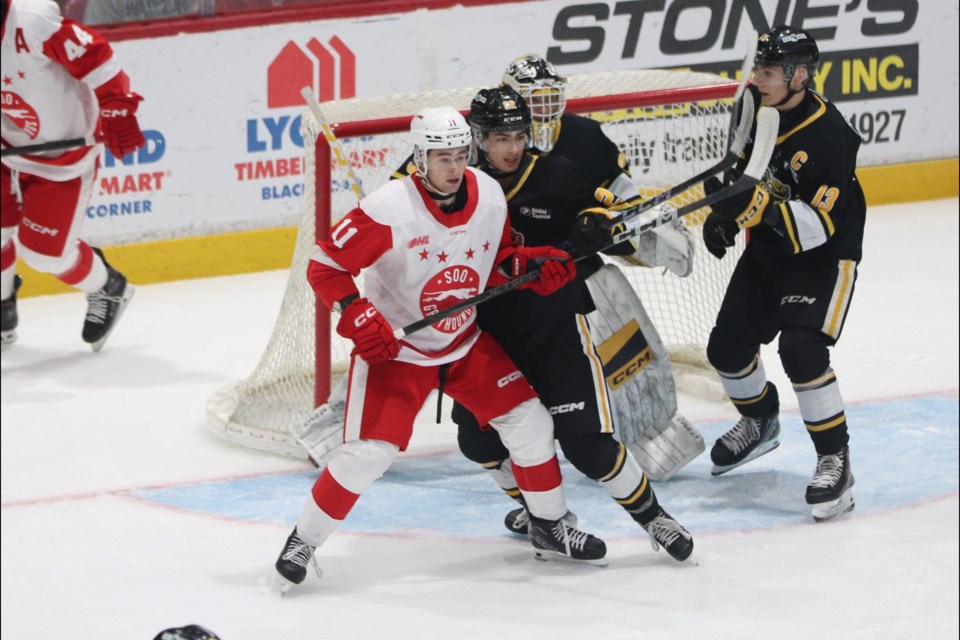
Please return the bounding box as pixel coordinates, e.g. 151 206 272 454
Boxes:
399 107 779 338
300 86 367 201
608 106 778 245
1 135 99 157
605 30 757 224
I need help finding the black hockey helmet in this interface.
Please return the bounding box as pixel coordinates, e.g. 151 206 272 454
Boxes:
755 26 820 86
153 625 221 640
467 86 533 152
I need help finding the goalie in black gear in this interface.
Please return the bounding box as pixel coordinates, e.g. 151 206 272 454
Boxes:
702 26 863 522
448 86 694 561
500 53 694 279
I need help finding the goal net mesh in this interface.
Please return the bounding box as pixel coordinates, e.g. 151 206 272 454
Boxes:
207 69 744 458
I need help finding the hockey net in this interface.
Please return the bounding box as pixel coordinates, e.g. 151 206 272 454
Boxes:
207 69 744 458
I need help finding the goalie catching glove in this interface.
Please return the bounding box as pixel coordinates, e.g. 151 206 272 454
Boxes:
489 245 576 296
336 298 401 363
702 176 774 259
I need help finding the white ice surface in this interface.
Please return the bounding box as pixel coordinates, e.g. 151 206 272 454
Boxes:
2 199 958 640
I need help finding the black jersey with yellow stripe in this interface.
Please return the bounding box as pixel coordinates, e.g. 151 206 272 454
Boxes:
475 152 629 353
547 113 630 188
739 86 866 267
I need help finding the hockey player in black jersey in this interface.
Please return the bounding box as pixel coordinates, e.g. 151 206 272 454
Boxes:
702 26 864 521
449 86 694 561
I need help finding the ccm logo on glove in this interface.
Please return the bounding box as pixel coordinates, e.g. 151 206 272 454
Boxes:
351 306 379 328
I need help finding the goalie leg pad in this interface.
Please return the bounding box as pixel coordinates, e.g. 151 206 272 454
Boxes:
294 376 348 468
585 265 704 480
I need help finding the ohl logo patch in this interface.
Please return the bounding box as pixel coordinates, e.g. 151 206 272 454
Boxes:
1 92 39 138
267 36 356 108
420 266 480 334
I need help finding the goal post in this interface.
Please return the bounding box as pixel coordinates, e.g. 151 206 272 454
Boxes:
206 69 742 458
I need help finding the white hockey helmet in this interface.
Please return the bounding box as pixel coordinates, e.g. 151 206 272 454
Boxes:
410 106 474 176
501 54 567 153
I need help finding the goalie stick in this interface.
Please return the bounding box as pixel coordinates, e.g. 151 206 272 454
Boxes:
1 135 99 157
301 86 367 202
604 30 757 224
399 106 780 338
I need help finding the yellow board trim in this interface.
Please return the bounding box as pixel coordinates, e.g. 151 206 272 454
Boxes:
857 158 958 205
15 159 957 299
18 226 299 298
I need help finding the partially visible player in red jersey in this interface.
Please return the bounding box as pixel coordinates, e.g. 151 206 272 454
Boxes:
1 0 144 351
265 106 608 596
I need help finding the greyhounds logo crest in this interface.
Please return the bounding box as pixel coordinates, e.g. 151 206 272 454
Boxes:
420 266 481 334
1 93 40 139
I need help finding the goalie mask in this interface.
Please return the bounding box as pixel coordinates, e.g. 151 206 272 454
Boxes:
755 26 820 88
409 106 473 177
501 54 567 153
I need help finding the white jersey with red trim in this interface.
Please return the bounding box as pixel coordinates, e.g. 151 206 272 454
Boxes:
311 168 511 366
1 0 122 180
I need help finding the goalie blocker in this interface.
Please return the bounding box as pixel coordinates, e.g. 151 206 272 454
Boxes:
585 264 704 480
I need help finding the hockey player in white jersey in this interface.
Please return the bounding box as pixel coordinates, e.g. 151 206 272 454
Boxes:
300 57 705 486
1 0 143 351
268 107 607 594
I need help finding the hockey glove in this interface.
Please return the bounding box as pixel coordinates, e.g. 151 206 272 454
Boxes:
568 207 617 257
702 212 740 259
98 93 145 159
336 298 400 364
705 176 773 230
491 245 576 296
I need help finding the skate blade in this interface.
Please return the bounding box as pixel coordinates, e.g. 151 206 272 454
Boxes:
650 539 695 562
710 439 781 476
812 490 855 522
259 572 298 597
1 330 15 350
533 549 609 567
90 284 135 353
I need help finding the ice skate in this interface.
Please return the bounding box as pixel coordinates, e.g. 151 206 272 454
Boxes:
1 275 22 348
633 507 694 561
263 527 321 596
529 514 607 566
806 445 855 522
82 248 134 352
504 506 577 536
710 411 781 476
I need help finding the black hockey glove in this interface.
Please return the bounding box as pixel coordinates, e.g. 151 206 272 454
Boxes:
702 212 740 259
568 207 616 257
704 176 774 230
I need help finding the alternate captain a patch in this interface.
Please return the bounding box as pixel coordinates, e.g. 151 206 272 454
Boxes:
594 319 652 390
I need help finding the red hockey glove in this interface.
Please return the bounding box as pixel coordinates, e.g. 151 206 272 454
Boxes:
492 245 576 296
336 298 401 364
98 93 145 159
529 251 577 295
